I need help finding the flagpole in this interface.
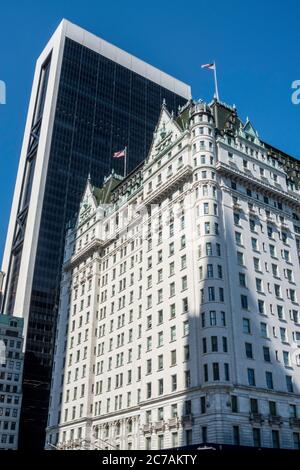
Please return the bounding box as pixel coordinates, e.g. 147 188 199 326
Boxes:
124 146 127 178
213 61 219 101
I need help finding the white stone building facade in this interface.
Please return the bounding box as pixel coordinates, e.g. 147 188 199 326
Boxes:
46 100 300 450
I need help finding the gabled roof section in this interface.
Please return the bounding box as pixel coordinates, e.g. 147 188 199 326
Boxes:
77 172 123 226
241 118 261 144
146 101 184 163
96 172 124 204
77 176 98 225
243 119 258 138
210 100 242 136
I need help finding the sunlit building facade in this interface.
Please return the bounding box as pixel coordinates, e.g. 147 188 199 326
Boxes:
47 100 300 450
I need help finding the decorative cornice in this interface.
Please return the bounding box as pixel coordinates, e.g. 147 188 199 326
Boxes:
216 161 300 208
65 238 103 271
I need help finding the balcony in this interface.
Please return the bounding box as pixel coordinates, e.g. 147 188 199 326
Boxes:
142 424 152 434
249 412 264 424
248 206 256 216
268 415 282 426
280 220 288 229
168 417 179 429
289 417 300 428
181 414 193 427
154 421 164 431
266 214 275 224
232 201 243 212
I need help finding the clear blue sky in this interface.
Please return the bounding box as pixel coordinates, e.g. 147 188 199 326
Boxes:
0 0 299 260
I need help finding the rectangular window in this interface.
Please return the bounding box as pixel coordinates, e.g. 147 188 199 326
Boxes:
211 336 218 352
158 378 164 395
272 430 280 449
293 433 300 450
253 428 261 447
208 287 215 301
248 368 256 386
209 311 217 326
239 272 246 287
286 375 293 393
250 398 258 414
266 371 274 389
171 350 177 366
203 364 208 382
233 426 240 446
245 342 253 359
263 346 270 362
186 429 193 446
235 232 242 245
170 326 176 341
237 251 244 265
224 363 230 381
212 362 219 381
200 396 206 414
241 295 248 309
207 264 213 278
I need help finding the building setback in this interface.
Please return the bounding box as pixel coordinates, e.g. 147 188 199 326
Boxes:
46 100 300 450
1 19 190 448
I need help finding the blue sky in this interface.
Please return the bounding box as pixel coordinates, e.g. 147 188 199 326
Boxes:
0 0 299 260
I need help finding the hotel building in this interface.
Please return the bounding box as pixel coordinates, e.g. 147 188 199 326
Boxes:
46 99 300 450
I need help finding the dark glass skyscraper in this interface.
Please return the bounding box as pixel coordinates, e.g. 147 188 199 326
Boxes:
1 19 190 448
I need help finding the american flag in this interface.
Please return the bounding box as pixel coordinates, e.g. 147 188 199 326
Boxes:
201 63 215 70
113 149 126 158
